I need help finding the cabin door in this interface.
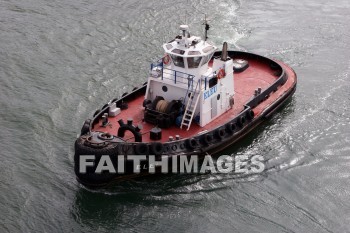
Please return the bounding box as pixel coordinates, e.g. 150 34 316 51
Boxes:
221 87 227 111
211 95 218 119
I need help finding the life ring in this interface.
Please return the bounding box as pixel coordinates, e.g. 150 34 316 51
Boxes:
217 68 226 79
163 54 171 65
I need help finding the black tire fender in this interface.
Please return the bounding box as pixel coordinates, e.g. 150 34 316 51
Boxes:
80 119 91 136
134 143 149 155
101 103 109 110
237 115 246 127
74 138 118 185
185 138 198 150
246 110 254 121
226 122 236 134
200 133 213 145
215 127 226 140
93 109 100 117
150 142 163 156
171 144 178 151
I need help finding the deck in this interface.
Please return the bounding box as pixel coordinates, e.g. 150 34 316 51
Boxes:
92 57 296 143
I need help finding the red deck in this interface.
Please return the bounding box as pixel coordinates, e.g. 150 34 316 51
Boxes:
93 58 296 143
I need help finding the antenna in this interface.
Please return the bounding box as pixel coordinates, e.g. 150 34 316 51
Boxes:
203 14 210 42
185 0 188 25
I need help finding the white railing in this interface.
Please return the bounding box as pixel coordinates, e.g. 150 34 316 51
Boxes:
150 59 195 86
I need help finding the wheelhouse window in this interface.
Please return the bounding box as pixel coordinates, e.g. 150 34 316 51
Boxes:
201 54 210 66
187 51 202 68
201 52 214 66
172 49 185 55
170 55 185 68
187 57 202 68
188 51 201 56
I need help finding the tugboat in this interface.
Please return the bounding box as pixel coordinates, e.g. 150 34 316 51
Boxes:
74 23 297 187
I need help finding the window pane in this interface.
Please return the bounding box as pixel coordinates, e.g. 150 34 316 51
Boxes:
188 51 201 55
172 49 185 55
201 52 214 66
201 55 210 66
203 46 214 53
170 55 185 68
187 57 202 68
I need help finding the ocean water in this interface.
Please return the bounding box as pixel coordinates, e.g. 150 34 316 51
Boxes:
1 0 350 232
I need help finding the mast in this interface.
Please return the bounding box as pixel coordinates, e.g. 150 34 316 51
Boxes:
203 15 210 42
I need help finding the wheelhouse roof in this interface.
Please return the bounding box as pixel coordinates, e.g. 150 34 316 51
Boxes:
163 35 217 57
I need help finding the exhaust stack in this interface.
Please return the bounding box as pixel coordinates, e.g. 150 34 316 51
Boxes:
221 42 228 61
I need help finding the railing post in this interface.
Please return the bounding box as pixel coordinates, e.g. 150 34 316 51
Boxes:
174 71 177 84
161 62 164 80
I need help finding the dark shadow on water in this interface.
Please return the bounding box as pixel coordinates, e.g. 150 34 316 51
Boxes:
71 173 213 231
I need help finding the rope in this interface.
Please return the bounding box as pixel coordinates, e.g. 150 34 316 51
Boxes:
156 100 169 113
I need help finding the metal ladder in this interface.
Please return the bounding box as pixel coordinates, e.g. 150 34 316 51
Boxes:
180 80 201 130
